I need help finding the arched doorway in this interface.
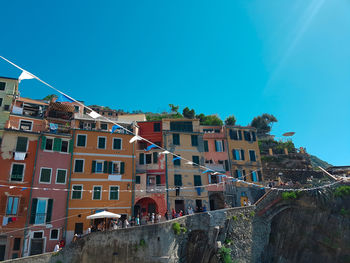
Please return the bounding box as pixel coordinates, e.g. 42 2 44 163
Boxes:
134 197 158 217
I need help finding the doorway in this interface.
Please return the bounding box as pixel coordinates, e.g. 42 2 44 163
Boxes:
74 223 84 235
0 245 5 261
30 238 44 256
175 200 184 213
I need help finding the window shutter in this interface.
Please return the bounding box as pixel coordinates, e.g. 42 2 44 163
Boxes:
91 161 96 173
69 139 74 153
46 199 53 223
16 137 28 152
252 132 256 141
53 138 62 152
156 175 161 185
238 130 242 140
139 153 144 165
41 136 46 150
258 171 262 181
153 152 158 164
241 150 245 160
224 160 229 171
214 140 218 152
103 161 108 173
242 170 246 180
108 162 113 174
204 140 209 152
232 150 236 160
120 162 125 174
29 198 38 224
222 140 225 152
18 197 26 216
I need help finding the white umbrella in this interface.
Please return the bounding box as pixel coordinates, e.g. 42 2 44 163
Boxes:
86 211 121 220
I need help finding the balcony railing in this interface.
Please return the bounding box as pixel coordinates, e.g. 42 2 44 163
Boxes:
206 164 226 172
146 184 166 193
34 213 47 225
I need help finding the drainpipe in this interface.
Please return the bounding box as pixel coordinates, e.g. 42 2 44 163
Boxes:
131 142 135 217
164 132 169 210
64 129 75 239
22 134 41 257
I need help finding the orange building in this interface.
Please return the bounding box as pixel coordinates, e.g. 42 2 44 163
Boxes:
66 116 135 243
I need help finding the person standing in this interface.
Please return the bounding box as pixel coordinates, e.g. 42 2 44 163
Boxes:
54 242 60 252
136 215 140 226
164 210 169 220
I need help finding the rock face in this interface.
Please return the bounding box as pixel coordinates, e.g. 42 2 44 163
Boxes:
259 188 350 263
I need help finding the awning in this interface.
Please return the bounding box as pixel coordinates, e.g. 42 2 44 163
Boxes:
86 211 121 220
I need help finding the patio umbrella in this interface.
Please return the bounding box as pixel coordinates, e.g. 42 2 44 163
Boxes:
87 211 121 219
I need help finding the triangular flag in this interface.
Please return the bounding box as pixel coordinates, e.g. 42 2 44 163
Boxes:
173 156 181 161
18 70 34 82
160 150 170 155
129 136 142 143
20 187 27 191
185 161 193 165
202 170 211 173
111 124 121 133
56 94 75 103
88 111 101 119
145 144 157 151
9 186 15 189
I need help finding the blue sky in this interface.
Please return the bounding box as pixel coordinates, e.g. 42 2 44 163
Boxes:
0 0 349 165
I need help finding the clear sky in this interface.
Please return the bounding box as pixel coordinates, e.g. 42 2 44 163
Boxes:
0 0 349 165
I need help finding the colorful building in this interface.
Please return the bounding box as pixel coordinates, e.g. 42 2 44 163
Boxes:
162 119 209 213
201 125 230 210
225 126 264 206
23 101 75 256
0 98 47 260
66 114 135 243
0 77 18 139
134 121 167 218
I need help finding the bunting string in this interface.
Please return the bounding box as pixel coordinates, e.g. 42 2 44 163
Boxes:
0 56 346 195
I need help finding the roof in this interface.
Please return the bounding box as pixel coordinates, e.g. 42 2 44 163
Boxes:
18 97 48 106
0 76 18 81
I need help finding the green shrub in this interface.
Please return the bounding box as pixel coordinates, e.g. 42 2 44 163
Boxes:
334 186 350 198
180 226 187 233
218 246 232 263
172 223 181 235
139 239 146 248
250 211 255 217
232 216 238 221
282 191 297 200
224 239 233 245
340 208 349 216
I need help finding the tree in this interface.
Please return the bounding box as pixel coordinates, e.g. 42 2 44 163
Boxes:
251 113 277 137
195 113 223 125
169 104 179 113
43 94 57 101
225 115 236 126
183 107 195 119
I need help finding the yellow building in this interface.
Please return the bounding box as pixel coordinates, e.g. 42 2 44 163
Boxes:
225 126 264 206
66 115 135 243
0 77 18 138
162 119 209 213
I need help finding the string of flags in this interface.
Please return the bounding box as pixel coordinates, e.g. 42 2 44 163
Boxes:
0 55 344 194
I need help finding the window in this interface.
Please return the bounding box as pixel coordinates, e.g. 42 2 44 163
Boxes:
139 153 145 165
113 138 122 150
34 199 48 224
204 140 209 152
0 98 2 107
194 175 202 186
192 156 199 166
98 137 106 149
72 185 83 199
74 106 80 113
4 105 9 111
235 169 245 179
244 131 252 141
145 154 152 164
112 162 121 174
170 121 193 132
174 174 182 186
61 140 69 153
56 169 67 184
108 112 112 116
6 197 19 215
252 132 256 141
109 186 119 200
153 122 161 132
74 159 84 173
224 160 229 171
229 129 242 140
76 134 87 147
39 168 52 183
173 156 181 166
249 150 256 162
136 176 141 184
233 149 245 161
191 135 198 146
50 229 59 240
45 138 54 151
0 82 5 90
92 186 102 200
10 163 25 182
172 133 180 145
251 171 258 182
13 238 21 251
215 140 224 152
100 123 108 130
95 161 104 173
15 137 28 152
19 120 32 131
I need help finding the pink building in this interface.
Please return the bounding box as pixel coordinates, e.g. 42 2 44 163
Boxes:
201 126 231 210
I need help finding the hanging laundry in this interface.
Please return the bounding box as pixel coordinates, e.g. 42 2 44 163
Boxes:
14 152 26 160
2 216 8 226
49 123 58 134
